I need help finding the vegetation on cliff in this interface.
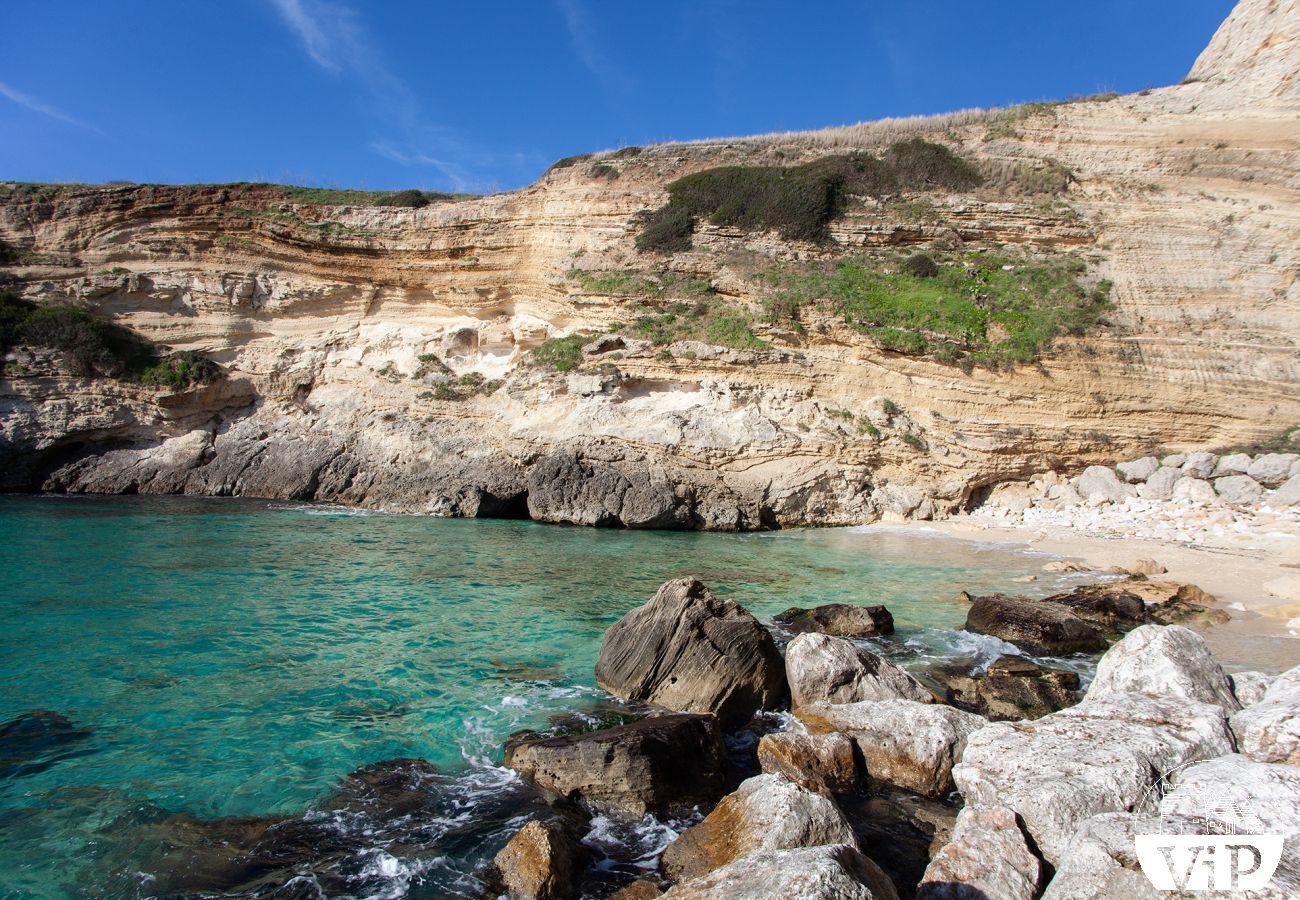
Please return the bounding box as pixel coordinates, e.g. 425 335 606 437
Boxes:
636 139 985 252
0 294 219 387
761 251 1111 368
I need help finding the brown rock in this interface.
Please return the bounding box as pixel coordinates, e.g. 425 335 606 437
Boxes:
1042 585 1147 627
772 603 895 637
944 656 1080 721
595 578 787 728
756 732 861 795
493 819 584 900
609 880 663 900
503 713 726 817
1148 598 1231 628
659 774 859 883
964 594 1107 655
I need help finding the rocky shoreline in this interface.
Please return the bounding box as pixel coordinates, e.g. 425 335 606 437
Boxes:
39 571 1285 898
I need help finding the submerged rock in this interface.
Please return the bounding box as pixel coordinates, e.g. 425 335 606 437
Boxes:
660 774 859 883
504 713 726 817
797 700 984 798
595 578 787 728
942 655 1080 721
756 732 860 796
0 709 93 779
1041 585 1147 628
785 633 935 708
963 594 1107 655
918 805 1041 900
1084 624 1240 711
492 818 586 900
772 604 895 638
662 844 898 900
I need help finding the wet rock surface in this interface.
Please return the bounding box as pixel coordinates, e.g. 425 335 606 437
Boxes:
963 594 1107 655
595 578 787 728
504 713 727 817
917 805 1041 900
773 604 895 638
492 818 587 900
0 709 94 780
941 655 1080 721
756 732 861 795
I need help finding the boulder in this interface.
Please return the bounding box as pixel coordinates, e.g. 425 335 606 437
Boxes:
660 774 859 883
1115 456 1159 483
785 633 935 708
610 881 663 900
1229 670 1274 707
1230 664 1300 764
772 604 894 638
1040 813 1161 899
1160 453 1187 468
757 732 860 795
943 655 1080 721
797 699 985 797
963 594 1107 655
1213 474 1263 505
1125 557 1167 576
1164 754 1300 837
661 844 899 900
952 691 1235 864
1074 466 1136 504
1265 473 1300 507
1147 598 1230 628
917 805 1041 900
595 578 787 728
1042 585 1147 627
503 713 726 816
1084 625 1240 711
1171 477 1216 504
1248 452 1300 487
1211 452 1253 477
493 819 585 900
527 454 687 528
1181 451 1218 479
1138 466 1182 501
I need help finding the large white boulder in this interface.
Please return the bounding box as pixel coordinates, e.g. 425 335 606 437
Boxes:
952 691 1235 865
1181 451 1219 479
662 844 899 899
1231 670 1275 707
1075 466 1137 504
1249 452 1300 487
918 805 1041 900
1265 473 1300 508
660 774 859 883
1041 813 1162 899
1214 474 1263 506
786 633 934 708
1231 664 1300 764
797 699 984 797
1116 456 1159 483
1172 477 1217 505
1085 625 1240 711
1212 452 1254 477
1139 466 1182 501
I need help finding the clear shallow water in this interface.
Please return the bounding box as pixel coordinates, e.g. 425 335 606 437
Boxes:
0 495 1082 898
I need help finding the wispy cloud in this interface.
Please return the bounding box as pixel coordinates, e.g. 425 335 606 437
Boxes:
268 0 526 190
0 81 103 134
557 0 633 96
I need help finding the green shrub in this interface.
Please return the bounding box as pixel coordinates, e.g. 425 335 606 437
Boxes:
548 154 592 172
0 239 19 266
859 421 881 438
885 138 984 191
636 204 696 254
881 398 902 418
636 140 982 253
527 334 588 371
610 146 642 159
376 189 432 208
762 250 1108 367
140 350 220 388
901 253 939 278
590 163 619 180
901 430 927 450
16 304 153 376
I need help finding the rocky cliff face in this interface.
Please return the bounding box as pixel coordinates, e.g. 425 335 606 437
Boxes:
1 0 1297 529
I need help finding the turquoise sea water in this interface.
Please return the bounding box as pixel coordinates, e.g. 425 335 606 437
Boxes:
0 495 1083 898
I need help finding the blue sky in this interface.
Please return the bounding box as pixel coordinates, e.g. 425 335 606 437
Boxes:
2 0 1235 194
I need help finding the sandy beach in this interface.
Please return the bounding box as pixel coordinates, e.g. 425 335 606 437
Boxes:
882 513 1300 672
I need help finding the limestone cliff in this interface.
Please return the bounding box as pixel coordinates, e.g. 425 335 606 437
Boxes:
1 0 1297 529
